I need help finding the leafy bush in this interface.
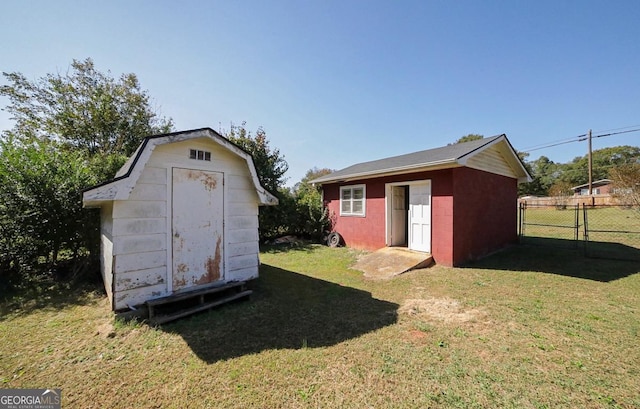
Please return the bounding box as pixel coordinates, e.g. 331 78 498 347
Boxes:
0 138 103 288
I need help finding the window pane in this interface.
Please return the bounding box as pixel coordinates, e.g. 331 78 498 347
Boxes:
341 200 351 213
353 188 364 200
352 200 363 213
189 149 197 159
204 152 211 161
341 189 352 200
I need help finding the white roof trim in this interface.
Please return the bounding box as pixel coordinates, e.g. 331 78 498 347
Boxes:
83 128 278 207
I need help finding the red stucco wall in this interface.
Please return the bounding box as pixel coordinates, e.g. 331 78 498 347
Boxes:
323 169 456 265
451 167 518 265
323 167 520 266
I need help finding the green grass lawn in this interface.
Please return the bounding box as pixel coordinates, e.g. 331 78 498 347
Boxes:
1 244 639 408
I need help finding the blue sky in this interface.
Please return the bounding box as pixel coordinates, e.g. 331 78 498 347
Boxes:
1 1 639 185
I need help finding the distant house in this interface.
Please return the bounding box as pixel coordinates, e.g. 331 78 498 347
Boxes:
312 135 531 266
572 179 613 196
83 128 278 311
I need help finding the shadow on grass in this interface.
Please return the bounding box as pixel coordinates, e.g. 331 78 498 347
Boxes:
0 280 105 321
162 264 398 363
260 241 320 254
464 237 640 282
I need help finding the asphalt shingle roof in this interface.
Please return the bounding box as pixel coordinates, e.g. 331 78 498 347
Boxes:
312 135 505 184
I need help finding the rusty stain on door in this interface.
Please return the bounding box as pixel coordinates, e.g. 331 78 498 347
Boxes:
172 168 224 292
176 169 219 191
196 235 222 284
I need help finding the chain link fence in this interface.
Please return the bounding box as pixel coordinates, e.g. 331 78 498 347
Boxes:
519 202 640 261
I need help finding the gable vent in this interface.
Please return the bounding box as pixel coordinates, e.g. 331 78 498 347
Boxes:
189 149 211 161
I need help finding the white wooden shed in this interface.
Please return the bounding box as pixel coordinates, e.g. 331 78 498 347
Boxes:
83 128 278 311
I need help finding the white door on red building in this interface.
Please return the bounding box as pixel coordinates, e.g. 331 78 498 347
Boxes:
408 181 431 252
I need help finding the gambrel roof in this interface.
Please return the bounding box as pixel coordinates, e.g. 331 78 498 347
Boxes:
83 128 278 207
312 134 532 184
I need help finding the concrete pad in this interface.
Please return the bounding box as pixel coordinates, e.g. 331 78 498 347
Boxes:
352 247 433 280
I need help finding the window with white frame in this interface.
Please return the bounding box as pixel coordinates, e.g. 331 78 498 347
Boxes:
340 185 366 216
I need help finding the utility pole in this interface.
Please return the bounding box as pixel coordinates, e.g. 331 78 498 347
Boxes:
588 129 593 195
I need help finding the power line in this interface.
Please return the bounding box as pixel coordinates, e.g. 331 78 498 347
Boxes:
593 124 640 134
521 127 640 154
522 134 586 152
593 128 640 139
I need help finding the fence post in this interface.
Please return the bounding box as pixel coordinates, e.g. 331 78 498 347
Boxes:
518 202 524 239
574 204 579 242
582 204 589 256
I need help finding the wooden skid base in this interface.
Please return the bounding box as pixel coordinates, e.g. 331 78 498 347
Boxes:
146 281 251 325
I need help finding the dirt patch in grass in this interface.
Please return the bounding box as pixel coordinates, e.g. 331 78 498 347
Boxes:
398 297 487 324
94 320 116 338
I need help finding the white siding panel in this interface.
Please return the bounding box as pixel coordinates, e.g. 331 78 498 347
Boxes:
147 151 239 171
114 266 166 292
227 241 259 257
101 204 113 237
227 215 258 230
128 183 166 201
113 233 166 255
138 166 167 184
113 218 166 236
100 203 114 306
114 282 167 310
113 201 166 218
226 202 258 216
101 235 114 304
466 146 517 178
228 254 259 271
229 228 259 244
226 266 259 282
114 250 166 273
227 187 258 203
227 174 254 190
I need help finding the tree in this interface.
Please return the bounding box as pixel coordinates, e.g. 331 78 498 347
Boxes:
559 146 640 186
609 163 640 209
225 122 288 193
0 59 174 286
224 122 289 239
1 58 173 156
548 181 573 209
519 155 561 196
293 167 334 240
453 134 484 144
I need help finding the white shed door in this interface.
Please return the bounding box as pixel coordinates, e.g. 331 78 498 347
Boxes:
408 181 431 253
172 168 224 291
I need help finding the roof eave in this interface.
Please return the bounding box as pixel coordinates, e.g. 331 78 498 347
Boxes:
313 159 460 184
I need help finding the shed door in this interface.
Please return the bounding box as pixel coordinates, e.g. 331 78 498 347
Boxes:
172 168 224 292
408 181 431 252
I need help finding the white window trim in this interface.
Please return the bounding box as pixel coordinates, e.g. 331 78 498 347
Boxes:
340 184 366 217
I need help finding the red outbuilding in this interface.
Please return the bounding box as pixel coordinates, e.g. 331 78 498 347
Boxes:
312 135 532 266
